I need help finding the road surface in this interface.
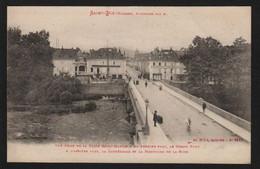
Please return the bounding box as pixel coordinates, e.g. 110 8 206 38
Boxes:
126 66 249 146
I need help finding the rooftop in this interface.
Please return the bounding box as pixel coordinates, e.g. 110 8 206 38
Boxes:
88 48 125 60
135 48 182 62
53 48 80 60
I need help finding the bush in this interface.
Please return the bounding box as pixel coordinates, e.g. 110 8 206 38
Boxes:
84 101 97 112
85 95 102 100
71 106 84 113
24 76 84 104
14 105 28 111
72 93 85 101
60 91 72 104
36 106 51 114
25 89 38 103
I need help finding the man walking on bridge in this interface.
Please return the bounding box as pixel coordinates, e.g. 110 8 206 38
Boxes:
153 111 158 127
186 118 191 132
202 102 207 113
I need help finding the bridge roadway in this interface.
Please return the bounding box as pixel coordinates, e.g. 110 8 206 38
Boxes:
127 66 250 147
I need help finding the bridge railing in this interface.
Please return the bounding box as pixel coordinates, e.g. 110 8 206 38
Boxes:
128 85 144 125
162 80 251 132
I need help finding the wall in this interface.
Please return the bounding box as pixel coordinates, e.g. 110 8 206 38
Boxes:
162 80 251 131
53 59 75 76
87 59 126 78
146 61 185 81
82 83 125 95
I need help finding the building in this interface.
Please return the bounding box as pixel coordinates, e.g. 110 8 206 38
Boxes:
74 48 126 80
134 49 150 71
52 47 81 76
53 47 126 83
135 47 186 81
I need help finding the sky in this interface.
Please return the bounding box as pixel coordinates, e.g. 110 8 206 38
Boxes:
7 7 251 53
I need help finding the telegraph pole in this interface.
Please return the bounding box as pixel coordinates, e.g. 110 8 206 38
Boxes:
106 39 110 79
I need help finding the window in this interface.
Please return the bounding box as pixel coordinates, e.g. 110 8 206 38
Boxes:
75 67 77 71
171 68 173 73
91 68 93 72
153 62 155 66
79 66 85 71
113 62 115 65
159 62 161 66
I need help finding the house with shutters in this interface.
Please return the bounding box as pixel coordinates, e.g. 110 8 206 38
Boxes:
52 47 126 83
52 47 81 76
135 47 186 81
83 48 126 79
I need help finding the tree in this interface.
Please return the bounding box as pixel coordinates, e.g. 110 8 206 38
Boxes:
7 27 22 45
222 37 251 118
60 91 72 104
224 38 250 91
180 36 224 96
233 36 247 47
180 36 251 120
7 27 54 103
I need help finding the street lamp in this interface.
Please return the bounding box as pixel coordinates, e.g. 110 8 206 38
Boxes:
164 68 166 80
143 99 150 135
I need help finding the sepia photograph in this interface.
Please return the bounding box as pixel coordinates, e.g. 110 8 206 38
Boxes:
7 6 251 163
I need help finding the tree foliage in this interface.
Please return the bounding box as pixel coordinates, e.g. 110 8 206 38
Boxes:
180 36 251 120
7 27 52 103
60 91 73 104
180 36 226 96
7 27 85 104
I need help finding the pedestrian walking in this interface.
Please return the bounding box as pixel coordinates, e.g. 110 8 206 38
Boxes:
202 102 207 113
159 85 162 91
153 111 158 127
145 80 148 87
186 118 191 132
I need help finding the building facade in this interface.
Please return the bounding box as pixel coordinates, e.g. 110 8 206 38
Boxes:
53 47 126 83
134 49 150 71
135 48 186 81
52 47 81 76
74 48 126 79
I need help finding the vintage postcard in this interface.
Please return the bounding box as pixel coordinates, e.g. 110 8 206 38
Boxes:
7 6 251 163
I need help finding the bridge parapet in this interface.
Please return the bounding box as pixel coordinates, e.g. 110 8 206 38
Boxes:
161 80 251 132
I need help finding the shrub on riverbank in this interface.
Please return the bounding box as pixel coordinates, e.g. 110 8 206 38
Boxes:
60 91 72 104
24 76 85 104
84 101 97 112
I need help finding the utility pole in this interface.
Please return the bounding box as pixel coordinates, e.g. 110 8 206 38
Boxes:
106 39 110 79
